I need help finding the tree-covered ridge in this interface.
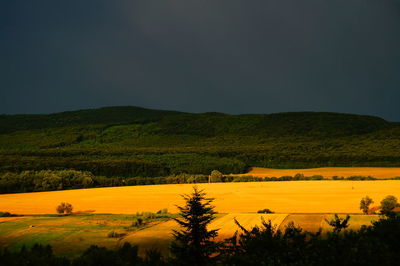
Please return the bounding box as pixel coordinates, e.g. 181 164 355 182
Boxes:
0 106 185 134
0 106 393 137
1 106 400 177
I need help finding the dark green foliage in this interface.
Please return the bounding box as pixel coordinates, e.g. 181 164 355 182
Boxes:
346 175 376 180
219 215 400 266
0 243 165 266
360 196 374 214
380 195 399 215
107 231 126 238
0 106 184 134
56 202 73 215
324 214 350 233
0 169 391 194
0 244 70 266
0 156 170 177
1 107 400 180
257 209 274 214
0 211 17 217
2 214 400 265
73 243 140 266
170 187 219 266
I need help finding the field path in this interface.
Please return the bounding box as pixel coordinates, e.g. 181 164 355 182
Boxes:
1 181 400 214
233 167 400 179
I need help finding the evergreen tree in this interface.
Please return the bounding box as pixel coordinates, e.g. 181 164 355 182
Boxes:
170 186 219 266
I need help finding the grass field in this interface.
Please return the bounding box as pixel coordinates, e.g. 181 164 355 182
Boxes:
1 181 400 214
234 167 400 179
0 214 173 257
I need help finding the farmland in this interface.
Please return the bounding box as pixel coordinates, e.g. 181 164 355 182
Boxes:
1 181 399 214
0 213 379 257
0 180 395 256
1 107 400 261
234 167 400 179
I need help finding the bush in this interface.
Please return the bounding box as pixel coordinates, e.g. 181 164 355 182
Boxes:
257 209 274 214
131 218 144 227
156 208 168 214
0 212 17 217
56 202 73 215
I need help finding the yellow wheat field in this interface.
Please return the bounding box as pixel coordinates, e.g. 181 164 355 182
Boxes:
233 167 400 179
0 181 399 215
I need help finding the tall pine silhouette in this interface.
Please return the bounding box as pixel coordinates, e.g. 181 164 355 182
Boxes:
170 186 219 266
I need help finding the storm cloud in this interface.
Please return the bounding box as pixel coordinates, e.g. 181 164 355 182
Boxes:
1 0 399 120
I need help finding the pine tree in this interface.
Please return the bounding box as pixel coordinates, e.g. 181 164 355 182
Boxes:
170 186 219 266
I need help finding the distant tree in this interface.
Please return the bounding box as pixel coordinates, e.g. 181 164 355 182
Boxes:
170 186 219 265
380 195 398 215
209 170 223 183
257 209 274 214
325 214 350 233
360 196 374 214
56 202 73 215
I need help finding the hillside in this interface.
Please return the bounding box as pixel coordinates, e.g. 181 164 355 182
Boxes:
0 106 392 137
1 106 400 180
0 106 184 134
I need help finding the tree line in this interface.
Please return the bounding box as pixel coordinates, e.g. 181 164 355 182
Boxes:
0 154 249 177
1 169 390 194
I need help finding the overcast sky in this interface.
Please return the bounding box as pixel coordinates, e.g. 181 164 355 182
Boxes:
1 0 399 120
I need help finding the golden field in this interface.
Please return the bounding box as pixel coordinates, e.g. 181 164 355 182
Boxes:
0 180 389 256
233 167 400 179
0 181 399 214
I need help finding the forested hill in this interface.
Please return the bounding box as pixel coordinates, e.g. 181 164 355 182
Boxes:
0 106 393 137
1 106 400 178
0 106 185 134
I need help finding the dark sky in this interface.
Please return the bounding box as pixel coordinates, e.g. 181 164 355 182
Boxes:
1 1 400 120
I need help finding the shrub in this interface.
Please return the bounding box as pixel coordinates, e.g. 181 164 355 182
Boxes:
56 202 73 215
309 175 324 180
257 209 274 214
0 212 16 217
139 212 156 219
156 208 168 214
324 214 350 233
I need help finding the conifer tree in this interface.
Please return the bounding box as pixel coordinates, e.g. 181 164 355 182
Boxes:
170 186 219 265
